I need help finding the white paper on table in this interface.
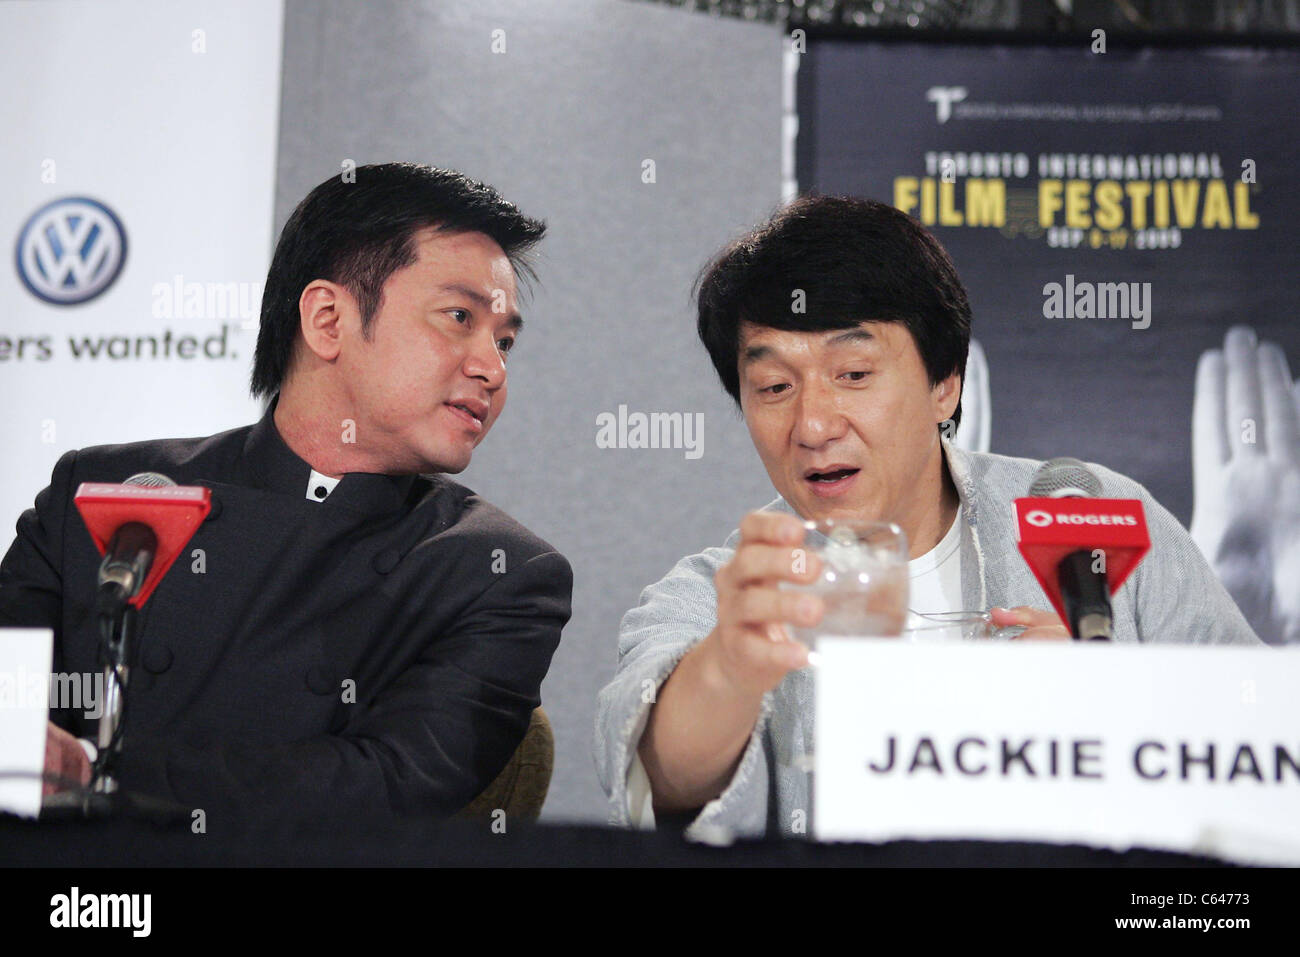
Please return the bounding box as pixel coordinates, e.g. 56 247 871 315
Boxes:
0 628 54 818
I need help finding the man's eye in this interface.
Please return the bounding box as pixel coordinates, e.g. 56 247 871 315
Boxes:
497 337 515 355
760 383 790 395
842 371 871 382
450 309 471 323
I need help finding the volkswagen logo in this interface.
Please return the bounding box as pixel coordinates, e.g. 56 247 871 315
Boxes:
15 197 127 305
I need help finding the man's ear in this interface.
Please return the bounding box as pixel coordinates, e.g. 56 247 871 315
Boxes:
933 371 962 423
297 280 347 362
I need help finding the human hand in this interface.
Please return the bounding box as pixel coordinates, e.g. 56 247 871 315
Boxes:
705 511 821 696
43 721 91 796
990 605 1070 641
1190 326 1300 645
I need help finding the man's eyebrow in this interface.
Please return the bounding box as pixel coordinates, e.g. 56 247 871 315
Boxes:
826 328 876 347
437 283 523 330
741 327 875 363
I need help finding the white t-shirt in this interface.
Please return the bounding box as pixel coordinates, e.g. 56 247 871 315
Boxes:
905 505 964 631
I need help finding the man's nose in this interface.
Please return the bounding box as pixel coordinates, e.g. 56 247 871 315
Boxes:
463 332 506 390
793 381 848 448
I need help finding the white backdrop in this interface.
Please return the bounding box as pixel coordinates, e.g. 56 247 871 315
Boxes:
0 0 282 528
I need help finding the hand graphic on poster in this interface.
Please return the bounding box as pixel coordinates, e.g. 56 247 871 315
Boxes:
1191 326 1300 645
952 338 991 454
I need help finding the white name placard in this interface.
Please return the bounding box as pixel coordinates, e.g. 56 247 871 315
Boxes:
813 639 1300 864
0 628 54 818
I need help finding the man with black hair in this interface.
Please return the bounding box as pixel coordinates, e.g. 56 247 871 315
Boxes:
2 163 572 830
594 195 1259 840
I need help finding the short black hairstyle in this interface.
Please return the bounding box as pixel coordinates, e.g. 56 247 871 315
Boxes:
695 195 971 428
252 162 546 398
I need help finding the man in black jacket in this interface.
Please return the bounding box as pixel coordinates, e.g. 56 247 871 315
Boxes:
0 163 572 832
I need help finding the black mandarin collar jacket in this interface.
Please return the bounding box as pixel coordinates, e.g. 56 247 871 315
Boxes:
0 404 572 834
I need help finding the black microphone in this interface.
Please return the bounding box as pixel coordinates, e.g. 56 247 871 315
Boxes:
95 472 176 617
1028 458 1113 641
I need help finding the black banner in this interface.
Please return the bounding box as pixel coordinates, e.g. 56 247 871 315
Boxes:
797 39 1300 526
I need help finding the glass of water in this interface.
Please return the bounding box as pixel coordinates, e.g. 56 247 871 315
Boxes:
785 519 909 644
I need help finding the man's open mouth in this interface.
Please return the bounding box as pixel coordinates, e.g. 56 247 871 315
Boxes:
449 403 483 422
805 467 860 484
446 400 487 423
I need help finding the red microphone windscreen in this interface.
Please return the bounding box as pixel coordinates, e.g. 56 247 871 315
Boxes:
1014 497 1151 624
74 482 211 607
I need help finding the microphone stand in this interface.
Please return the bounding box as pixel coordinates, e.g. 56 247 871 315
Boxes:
43 592 187 823
93 592 136 796
40 593 139 821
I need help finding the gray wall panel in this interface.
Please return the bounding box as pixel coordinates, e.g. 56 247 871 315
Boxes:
277 0 783 822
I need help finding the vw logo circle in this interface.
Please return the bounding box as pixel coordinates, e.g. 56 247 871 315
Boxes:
1026 510 1053 528
15 197 127 305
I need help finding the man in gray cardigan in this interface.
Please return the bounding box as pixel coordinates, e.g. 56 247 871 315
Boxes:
593 196 1261 842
